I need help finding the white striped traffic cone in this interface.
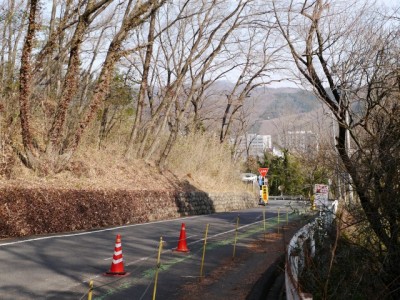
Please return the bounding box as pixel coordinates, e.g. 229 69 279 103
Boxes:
105 234 127 276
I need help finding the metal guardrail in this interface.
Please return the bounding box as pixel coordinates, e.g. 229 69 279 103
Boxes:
285 200 339 300
269 195 305 201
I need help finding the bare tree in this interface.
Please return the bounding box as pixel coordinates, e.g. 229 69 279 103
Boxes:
125 8 158 157
15 0 166 175
0 0 26 99
123 0 258 169
218 19 284 143
155 0 253 169
273 0 400 295
0 0 28 177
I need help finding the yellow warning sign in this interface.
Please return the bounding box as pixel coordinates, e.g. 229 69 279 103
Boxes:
262 185 268 203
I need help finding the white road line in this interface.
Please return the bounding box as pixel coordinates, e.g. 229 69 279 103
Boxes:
126 256 151 266
103 220 266 263
105 220 265 269
0 212 275 248
0 215 201 247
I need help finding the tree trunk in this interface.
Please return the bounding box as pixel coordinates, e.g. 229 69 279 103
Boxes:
19 0 39 167
125 10 156 158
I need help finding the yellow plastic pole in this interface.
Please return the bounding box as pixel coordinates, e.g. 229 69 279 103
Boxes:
87 280 93 300
278 207 281 225
232 215 240 259
311 195 316 211
263 206 266 241
286 207 289 225
278 207 281 234
152 237 163 300
199 224 210 281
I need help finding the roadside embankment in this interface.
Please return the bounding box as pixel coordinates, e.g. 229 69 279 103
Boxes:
0 186 257 238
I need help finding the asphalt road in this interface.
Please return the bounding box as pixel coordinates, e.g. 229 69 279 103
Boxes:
0 200 309 300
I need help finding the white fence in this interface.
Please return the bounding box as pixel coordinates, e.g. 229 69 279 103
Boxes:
285 200 339 300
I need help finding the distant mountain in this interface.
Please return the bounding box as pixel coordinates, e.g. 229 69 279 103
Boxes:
205 82 321 119
257 88 319 119
202 81 332 145
243 87 326 135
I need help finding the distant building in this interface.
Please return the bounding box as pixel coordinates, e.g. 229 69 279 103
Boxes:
235 134 272 158
285 130 318 152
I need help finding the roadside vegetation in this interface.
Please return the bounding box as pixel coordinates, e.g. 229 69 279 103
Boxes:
0 0 399 298
297 203 398 299
272 0 400 297
299 212 388 300
1 130 245 192
168 132 245 192
244 148 331 197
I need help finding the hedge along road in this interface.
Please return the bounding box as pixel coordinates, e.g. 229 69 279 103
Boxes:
0 201 307 300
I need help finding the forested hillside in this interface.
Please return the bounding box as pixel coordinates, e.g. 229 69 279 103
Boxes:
247 87 323 135
257 89 319 119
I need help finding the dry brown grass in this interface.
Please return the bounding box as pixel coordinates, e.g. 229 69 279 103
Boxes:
2 148 176 191
167 132 247 192
1 132 247 193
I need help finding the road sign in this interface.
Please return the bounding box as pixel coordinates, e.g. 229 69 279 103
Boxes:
258 168 269 177
262 185 268 203
314 184 329 207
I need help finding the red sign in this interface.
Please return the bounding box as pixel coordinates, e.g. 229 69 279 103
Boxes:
258 168 269 177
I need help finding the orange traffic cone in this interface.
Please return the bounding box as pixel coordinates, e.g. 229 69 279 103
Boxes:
175 223 190 252
105 234 127 276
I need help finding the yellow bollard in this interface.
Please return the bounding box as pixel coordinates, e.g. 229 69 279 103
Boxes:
278 207 281 224
311 195 316 210
200 224 210 281
263 206 266 241
87 280 93 300
286 208 289 225
232 215 240 259
278 207 281 234
152 237 163 300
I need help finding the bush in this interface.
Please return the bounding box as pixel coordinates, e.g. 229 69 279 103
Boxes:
299 222 388 299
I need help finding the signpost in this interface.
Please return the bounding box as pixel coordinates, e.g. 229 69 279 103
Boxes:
259 168 269 204
258 168 269 177
314 184 329 207
262 185 268 202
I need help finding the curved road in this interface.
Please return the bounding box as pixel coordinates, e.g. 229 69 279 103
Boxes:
0 201 308 299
